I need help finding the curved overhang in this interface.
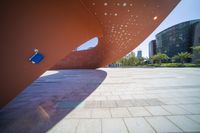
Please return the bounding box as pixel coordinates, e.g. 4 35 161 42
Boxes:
52 0 181 69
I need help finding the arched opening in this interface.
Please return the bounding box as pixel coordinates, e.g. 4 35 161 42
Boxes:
73 37 98 51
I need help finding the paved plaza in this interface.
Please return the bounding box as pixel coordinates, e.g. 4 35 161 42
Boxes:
1 68 200 133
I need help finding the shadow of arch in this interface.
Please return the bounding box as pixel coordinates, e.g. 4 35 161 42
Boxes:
0 69 107 132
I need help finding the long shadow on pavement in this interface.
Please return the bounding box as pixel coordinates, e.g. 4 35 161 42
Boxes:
0 69 107 133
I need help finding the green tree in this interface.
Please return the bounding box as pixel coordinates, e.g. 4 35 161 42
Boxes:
176 52 192 64
171 55 179 63
119 57 129 66
144 57 153 64
138 57 145 65
192 46 200 54
152 53 169 64
118 54 144 66
128 54 139 66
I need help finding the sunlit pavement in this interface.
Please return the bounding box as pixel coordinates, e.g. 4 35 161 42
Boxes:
1 68 200 133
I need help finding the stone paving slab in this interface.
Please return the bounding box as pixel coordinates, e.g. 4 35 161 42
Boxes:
186 114 200 124
1 68 200 133
102 118 128 133
48 119 79 133
145 106 171 116
76 119 101 133
145 116 183 133
162 105 190 115
128 107 152 117
110 108 131 118
124 118 156 133
91 108 111 118
167 115 200 132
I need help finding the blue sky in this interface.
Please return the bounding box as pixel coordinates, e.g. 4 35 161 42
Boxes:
77 37 98 51
78 0 200 57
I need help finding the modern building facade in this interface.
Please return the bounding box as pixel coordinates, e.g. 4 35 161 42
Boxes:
192 21 200 62
137 50 142 58
149 40 157 57
155 20 200 61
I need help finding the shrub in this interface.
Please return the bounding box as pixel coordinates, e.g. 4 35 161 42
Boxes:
160 63 184 67
184 63 200 67
176 52 192 64
194 59 200 64
160 63 200 67
152 53 169 64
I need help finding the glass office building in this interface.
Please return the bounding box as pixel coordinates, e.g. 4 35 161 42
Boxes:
149 40 157 57
137 50 142 58
192 21 200 62
156 20 200 61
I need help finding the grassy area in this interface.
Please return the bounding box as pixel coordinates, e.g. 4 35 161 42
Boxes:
145 63 200 67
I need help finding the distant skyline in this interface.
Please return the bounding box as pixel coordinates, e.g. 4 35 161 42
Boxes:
133 0 200 57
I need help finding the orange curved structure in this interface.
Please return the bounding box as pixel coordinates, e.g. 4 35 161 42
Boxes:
0 0 180 107
52 0 180 69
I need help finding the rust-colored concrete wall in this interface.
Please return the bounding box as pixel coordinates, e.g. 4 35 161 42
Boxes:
0 0 102 107
52 0 180 69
